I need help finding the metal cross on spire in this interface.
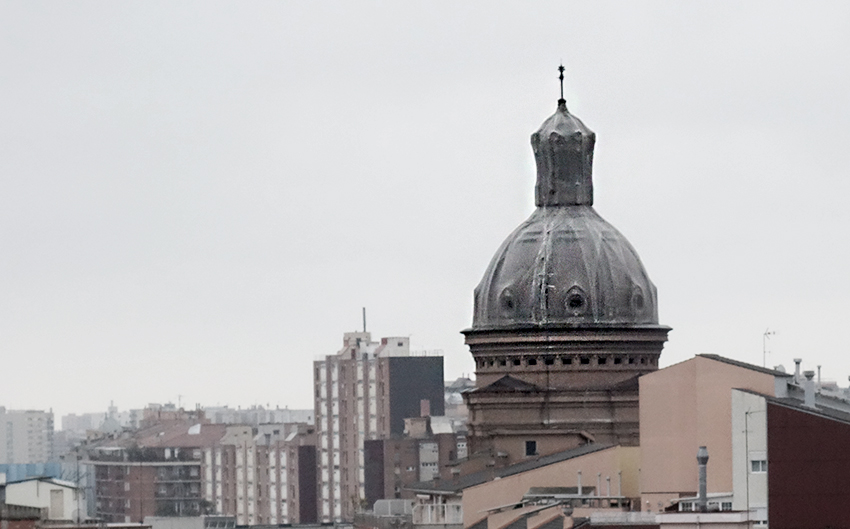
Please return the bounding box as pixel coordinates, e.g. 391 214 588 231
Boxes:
558 64 566 107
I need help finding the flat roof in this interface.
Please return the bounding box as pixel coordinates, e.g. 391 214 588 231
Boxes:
734 387 850 425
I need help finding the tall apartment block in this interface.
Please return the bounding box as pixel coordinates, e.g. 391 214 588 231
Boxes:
0 407 55 464
314 332 444 522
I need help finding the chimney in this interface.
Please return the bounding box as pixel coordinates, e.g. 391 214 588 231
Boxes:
420 399 431 418
794 358 802 383
577 470 582 495
804 371 816 408
817 365 822 392
697 446 709 512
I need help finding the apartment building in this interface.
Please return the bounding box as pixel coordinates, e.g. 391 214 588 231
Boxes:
201 423 317 525
0 408 55 464
314 332 444 522
364 415 467 507
86 405 319 525
203 406 313 427
87 422 227 522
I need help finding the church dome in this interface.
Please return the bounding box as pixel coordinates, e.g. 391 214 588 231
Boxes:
472 99 658 329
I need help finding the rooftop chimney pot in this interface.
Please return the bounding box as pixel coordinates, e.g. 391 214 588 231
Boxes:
697 446 709 512
804 370 816 408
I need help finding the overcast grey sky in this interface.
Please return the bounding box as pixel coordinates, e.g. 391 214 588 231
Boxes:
2 1 849 421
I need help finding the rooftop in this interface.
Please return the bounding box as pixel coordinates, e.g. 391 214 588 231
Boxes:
406 443 614 495
736 387 850 426
697 354 792 378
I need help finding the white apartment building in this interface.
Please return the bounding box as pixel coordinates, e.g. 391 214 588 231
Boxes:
203 406 314 427
0 407 55 464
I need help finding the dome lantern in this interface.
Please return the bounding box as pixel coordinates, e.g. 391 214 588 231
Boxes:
531 100 596 206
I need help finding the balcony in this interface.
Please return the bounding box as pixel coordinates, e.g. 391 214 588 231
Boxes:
412 503 463 528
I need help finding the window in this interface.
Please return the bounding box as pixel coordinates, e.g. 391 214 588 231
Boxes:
751 460 767 473
721 502 732 511
525 440 537 456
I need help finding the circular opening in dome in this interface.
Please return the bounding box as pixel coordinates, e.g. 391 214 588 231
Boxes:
500 289 516 316
567 294 584 310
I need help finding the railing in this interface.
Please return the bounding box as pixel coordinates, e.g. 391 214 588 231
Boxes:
353 512 411 529
412 503 463 525
0 503 44 520
589 511 657 524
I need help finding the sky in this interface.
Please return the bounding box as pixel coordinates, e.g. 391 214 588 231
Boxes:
2 1 850 422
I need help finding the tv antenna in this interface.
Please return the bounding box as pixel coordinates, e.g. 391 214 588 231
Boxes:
762 329 776 367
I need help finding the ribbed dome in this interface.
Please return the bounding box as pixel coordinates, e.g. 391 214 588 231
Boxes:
472 101 658 329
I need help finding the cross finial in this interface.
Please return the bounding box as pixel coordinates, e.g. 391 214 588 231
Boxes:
557 64 566 108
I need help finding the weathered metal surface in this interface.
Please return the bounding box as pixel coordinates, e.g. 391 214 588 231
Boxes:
532 100 596 207
472 102 658 329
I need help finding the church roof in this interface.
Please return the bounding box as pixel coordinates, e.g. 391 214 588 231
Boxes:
471 91 660 331
471 375 544 393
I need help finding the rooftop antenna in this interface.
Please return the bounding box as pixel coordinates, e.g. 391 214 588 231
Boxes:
762 328 776 367
557 64 566 107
